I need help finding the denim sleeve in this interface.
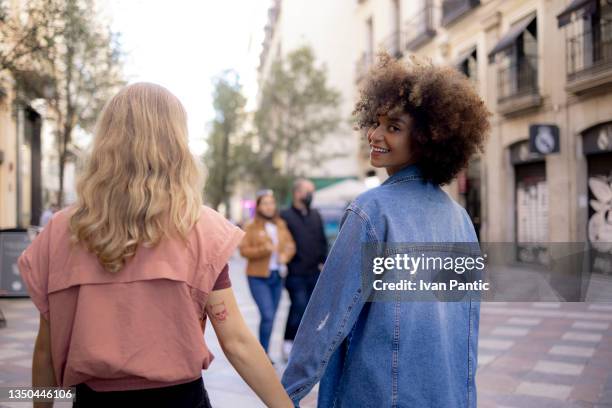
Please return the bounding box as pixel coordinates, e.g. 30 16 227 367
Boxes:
281 207 377 405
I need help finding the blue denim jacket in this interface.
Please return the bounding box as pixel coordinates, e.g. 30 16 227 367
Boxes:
281 165 480 408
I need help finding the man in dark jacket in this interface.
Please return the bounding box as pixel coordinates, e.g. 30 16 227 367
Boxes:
280 178 328 360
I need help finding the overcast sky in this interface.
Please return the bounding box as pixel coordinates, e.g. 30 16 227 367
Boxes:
106 0 269 156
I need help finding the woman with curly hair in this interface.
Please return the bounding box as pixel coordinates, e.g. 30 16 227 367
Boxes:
282 54 491 407
18 83 292 407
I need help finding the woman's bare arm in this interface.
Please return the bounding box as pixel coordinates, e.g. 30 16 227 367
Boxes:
206 288 292 408
32 315 57 408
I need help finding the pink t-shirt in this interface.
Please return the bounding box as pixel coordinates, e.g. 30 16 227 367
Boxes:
18 205 244 391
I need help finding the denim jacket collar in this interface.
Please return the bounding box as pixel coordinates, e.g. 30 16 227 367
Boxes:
381 164 422 186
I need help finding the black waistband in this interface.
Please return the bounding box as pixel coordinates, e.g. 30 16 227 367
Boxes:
73 377 211 408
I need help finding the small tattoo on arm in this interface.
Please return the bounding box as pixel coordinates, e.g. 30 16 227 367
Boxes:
207 301 228 322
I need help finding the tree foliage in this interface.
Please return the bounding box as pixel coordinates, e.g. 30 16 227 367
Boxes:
204 70 247 215
50 0 125 206
1 0 125 206
252 45 342 202
0 0 63 77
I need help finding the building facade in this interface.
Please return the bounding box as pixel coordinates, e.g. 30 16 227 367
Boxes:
352 0 612 280
0 81 64 229
257 0 361 183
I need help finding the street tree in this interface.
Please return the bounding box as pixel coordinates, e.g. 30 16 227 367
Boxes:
252 45 342 202
204 70 247 215
0 0 63 76
41 0 125 206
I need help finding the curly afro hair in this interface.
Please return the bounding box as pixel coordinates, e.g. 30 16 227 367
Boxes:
353 53 491 185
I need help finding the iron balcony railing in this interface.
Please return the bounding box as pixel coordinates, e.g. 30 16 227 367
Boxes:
442 0 480 26
403 3 436 51
497 56 539 103
566 17 612 81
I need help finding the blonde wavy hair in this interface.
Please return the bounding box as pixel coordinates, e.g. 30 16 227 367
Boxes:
70 82 203 273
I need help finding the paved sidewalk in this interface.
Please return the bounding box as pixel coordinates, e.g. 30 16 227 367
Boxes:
476 301 612 407
1 255 611 407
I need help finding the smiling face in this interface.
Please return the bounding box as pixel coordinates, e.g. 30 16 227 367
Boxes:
367 113 415 176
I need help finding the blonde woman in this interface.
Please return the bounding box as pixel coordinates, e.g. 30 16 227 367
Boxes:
18 83 292 407
239 189 295 358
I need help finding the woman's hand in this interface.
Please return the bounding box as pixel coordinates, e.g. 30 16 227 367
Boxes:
264 240 275 253
206 288 293 408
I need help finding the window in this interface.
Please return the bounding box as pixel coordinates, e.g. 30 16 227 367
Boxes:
557 0 612 81
404 0 436 51
489 14 539 102
457 48 478 82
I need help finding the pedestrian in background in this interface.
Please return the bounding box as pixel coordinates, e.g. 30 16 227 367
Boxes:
38 203 58 228
280 178 328 360
18 82 292 408
282 54 490 407
240 189 295 360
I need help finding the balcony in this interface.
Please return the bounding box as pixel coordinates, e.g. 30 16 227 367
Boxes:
403 4 436 51
442 0 480 26
565 17 612 95
355 52 373 83
497 56 542 116
380 31 403 59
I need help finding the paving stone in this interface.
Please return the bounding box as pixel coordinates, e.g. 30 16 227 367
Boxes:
507 317 542 326
3 331 37 340
533 303 562 309
0 349 28 360
479 339 515 350
533 361 585 376
562 332 604 343
588 305 612 312
549 346 596 358
572 321 610 331
491 326 530 336
478 354 497 366
515 381 572 400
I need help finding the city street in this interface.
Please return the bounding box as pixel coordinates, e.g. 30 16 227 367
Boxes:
0 254 611 407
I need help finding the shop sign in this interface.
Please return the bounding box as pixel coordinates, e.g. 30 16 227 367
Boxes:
529 124 560 155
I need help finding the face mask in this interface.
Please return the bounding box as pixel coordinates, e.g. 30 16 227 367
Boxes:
302 192 313 208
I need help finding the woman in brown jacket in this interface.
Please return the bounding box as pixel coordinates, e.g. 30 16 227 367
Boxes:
240 190 296 358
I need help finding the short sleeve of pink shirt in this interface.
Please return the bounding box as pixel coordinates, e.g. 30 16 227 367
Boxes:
17 205 244 391
18 219 53 321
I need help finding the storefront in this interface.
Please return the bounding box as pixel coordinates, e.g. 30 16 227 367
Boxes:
457 158 482 240
582 121 612 277
510 140 548 264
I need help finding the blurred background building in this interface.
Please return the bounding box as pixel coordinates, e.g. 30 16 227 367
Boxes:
257 0 361 186
258 0 612 279
0 54 64 230
1 0 121 231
